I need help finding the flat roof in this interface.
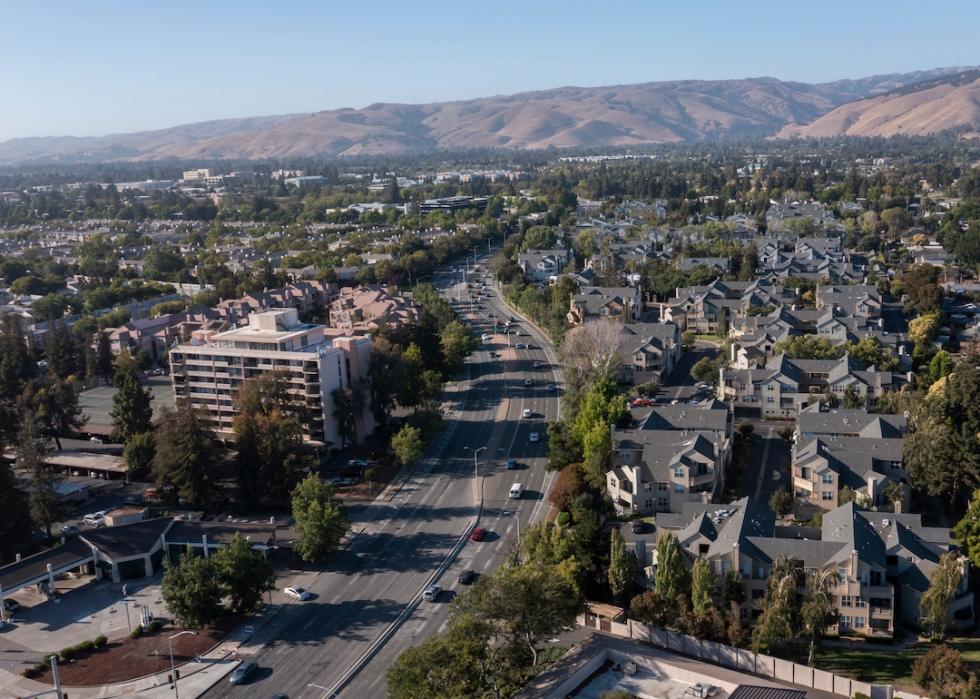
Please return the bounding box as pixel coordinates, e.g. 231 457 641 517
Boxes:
165 519 284 547
0 538 94 593
45 451 127 473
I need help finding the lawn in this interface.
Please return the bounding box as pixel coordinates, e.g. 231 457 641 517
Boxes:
815 636 980 691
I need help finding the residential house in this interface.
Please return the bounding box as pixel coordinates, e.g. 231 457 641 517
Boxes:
567 286 642 325
518 248 572 282
617 322 682 385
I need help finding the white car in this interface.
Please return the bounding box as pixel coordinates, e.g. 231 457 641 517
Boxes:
522 408 532 418
283 586 312 601
481 333 490 341
524 378 533 386
529 432 540 443
82 511 106 526
533 361 542 368
423 584 442 602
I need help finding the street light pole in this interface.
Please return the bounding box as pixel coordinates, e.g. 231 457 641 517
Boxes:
463 446 486 478
168 630 198 699
308 682 330 699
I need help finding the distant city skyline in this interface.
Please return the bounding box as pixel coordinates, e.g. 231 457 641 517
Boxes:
1 0 978 142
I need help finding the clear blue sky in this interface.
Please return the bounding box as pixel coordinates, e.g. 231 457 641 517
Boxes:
2 0 978 141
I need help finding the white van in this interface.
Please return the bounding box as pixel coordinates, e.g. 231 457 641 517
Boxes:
509 483 523 499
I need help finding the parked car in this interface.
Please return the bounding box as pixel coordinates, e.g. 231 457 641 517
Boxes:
529 432 540 443
123 495 142 505
521 408 532 418
60 524 81 537
533 360 542 368
523 378 533 386
470 527 487 542
632 520 644 534
422 584 442 602
89 436 103 445
347 459 369 468
457 569 476 585
82 512 106 526
283 586 312 601
515 343 527 350
631 398 654 407
3 599 20 613
229 661 257 685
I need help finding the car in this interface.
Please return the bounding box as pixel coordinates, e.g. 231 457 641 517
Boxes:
470 527 487 542
506 458 518 470
283 586 312 601
123 495 142 505
89 436 104 445
60 524 80 537
523 378 533 386
489 351 500 358
3 599 20 613
631 398 654 407
422 584 442 602
695 381 710 389
509 316 516 322
521 408 532 418
532 360 542 368
515 343 526 350
548 384 557 392
529 432 540 443
36 360 47 368
229 661 257 685
690 398 701 405
481 333 490 341
632 520 644 534
457 569 476 585
82 511 106 526
347 459 369 468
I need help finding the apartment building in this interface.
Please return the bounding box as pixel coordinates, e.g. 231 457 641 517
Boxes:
169 309 374 449
657 499 973 637
617 322 682 385
329 285 418 333
567 286 643 325
662 279 795 334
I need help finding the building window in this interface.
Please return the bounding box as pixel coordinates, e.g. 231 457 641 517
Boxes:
840 615 852 628
674 467 685 477
854 598 867 608
674 484 685 493
821 474 834 484
854 616 865 629
822 491 834 501
841 595 851 607
838 567 848 584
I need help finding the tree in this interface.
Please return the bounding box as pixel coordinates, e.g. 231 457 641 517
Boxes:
110 352 153 443
21 412 62 538
911 645 974 699
152 406 219 508
562 319 625 385
549 465 585 511
690 356 721 386
773 335 843 360
751 558 802 654
122 431 155 479
920 552 964 641
291 473 349 562
800 569 838 666
654 533 688 601
161 550 222 628
211 533 275 615
901 264 942 313
722 570 746 607
930 350 954 383
909 312 941 346
94 332 113 383
0 458 30 557
844 336 899 371
439 320 477 372
608 528 635 600
391 423 424 466
769 488 794 517
44 320 78 380
955 490 980 568
234 373 311 507
690 558 716 619
24 376 87 450
367 336 405 425
453 561 582 667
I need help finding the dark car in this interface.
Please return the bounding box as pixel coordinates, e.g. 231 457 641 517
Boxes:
60 524 81 537
229 661 257 685
505 458 518 470
457 569 476 585
631 520 644 534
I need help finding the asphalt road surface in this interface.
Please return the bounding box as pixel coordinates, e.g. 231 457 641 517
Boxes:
203 256 561 699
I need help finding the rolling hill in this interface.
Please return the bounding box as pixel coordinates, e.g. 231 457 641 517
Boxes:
0 67 975 163
777 70 980 138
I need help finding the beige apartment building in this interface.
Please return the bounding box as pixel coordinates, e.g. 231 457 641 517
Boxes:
169 308 374 449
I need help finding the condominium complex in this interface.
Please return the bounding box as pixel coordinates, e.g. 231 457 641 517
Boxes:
169 309 374 449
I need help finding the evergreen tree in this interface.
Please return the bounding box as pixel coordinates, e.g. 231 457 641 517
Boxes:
291 473 349 562
110 351 153 443
152 406 220 508
801 569 839 666
608 527 635 600
23 376 87 450
20 411 61 537
691 558 717 618
44 320 78 380
654 532 689 601
0 459 31 557
751 558 803 654
95 332 114 383
122 431 156 479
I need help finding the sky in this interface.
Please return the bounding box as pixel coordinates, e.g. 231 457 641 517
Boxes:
1 0 978 142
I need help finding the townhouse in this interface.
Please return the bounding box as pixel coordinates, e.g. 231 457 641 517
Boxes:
617 322 682 385
328 285 418 333
662 279 796 334
567 285 643 325
719 353 912 419
518 247 572 282
657 498 973 637
607 401 733 514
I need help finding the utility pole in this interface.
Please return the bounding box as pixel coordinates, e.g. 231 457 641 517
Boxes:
464 446 486 479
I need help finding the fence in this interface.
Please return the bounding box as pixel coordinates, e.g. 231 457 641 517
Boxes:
580 614 927 699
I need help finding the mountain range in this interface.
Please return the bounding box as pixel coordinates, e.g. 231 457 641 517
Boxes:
1 66 977 164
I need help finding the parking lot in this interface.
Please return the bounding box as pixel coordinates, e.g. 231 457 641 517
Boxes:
78 375 175 434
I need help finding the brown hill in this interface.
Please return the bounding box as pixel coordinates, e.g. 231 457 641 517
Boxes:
0 67 974 163
777 72 980 138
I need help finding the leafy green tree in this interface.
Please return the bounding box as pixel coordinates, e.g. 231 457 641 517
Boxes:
110 352 153 443
769 487 794 517
751 558 802 654
391 423 424 466
690 356 721 385
439 320 477 372
211 533 275 615
930 350 954 383
690 557 716 619
546 421 582 471
151 406 219 508
44 320 78 380
608 528 635 600
911 644 974 699
548 465 585 511
722 570 745 607
900 264 942 313
801 569 839 666
161 550 222 628
454 561 582 666
123 431 155 479
920 552 964 641
954 490 980 568
291 473 349 562
367 336 405 425
909 312 941 346
654 533 688 601
844 336 899 371
773 335 843 360
23 376 87 450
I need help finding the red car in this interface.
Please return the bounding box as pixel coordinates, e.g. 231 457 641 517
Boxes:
470 527 487 542
631 398 654 407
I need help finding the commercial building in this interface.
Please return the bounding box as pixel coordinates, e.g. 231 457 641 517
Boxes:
169 308 374 449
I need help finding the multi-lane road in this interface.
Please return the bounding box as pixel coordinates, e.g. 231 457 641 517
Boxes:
204 258 561 699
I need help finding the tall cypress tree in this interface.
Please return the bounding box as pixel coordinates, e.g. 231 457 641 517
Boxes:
110 351 153 443
44 320 78 380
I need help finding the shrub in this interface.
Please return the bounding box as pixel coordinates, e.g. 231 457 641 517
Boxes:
777 426 794 441
737 422 754 438
131 624 145 639
148 619 163 632
78 640 95 652
94 635 108 648
556 511 571 527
